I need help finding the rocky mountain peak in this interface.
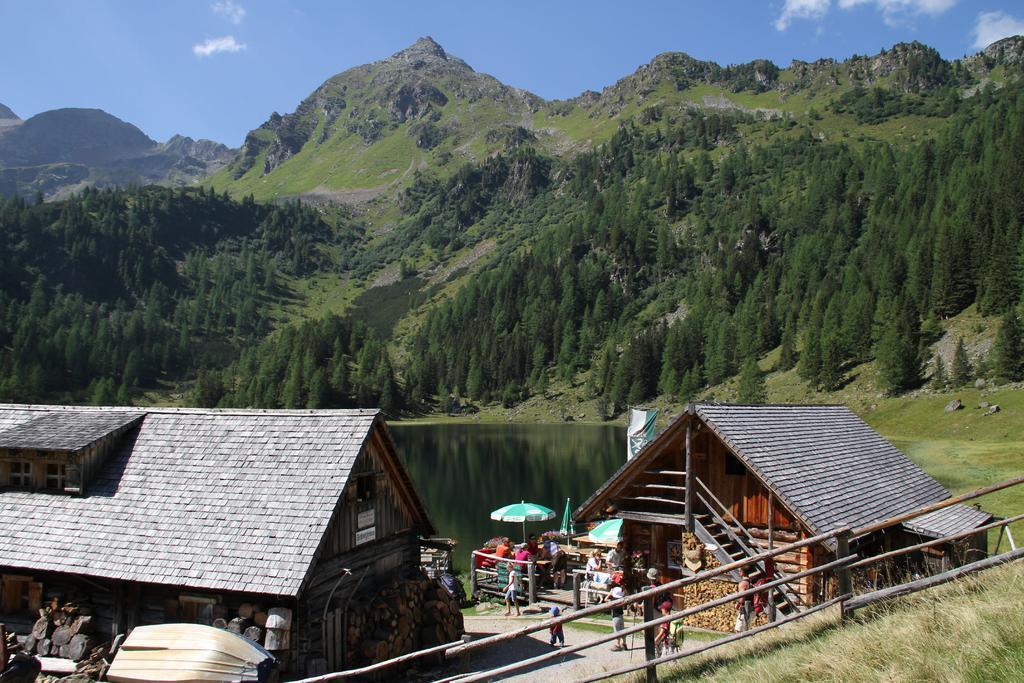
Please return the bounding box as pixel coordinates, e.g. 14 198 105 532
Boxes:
390 36 448 62
0 103 18 121
983 35 1024 66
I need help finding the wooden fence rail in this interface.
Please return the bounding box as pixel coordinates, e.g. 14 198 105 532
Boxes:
846 511 1024 571
576 594 851 683
447 554 859 683
844 546 1024 612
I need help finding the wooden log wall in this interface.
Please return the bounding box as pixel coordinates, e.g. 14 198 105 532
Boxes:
691 431 796 530
298 531 420 672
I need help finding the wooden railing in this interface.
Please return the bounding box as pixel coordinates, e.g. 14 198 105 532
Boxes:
468 551 541 604
692 477 804 613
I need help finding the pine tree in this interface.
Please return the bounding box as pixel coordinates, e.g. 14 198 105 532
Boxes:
931 355 948 390
799 326 822 389
993 312 1024 381
951 337 973 387
876 295 923 394
737 357 767 404
819 332 844 392
778 319 797 371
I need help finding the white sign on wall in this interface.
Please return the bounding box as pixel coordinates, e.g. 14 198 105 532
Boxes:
355 526 376 546
358 509 375 529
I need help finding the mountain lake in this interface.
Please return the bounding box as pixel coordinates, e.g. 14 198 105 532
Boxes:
391 422 624 571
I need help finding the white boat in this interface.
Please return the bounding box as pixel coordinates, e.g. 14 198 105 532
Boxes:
106 623 275 683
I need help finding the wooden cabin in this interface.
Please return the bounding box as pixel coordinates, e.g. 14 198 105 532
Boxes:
576 403 992 615
0 404 445 678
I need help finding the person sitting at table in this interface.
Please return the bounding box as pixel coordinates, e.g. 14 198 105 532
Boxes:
526 534 541 558
514 544 531 563
495 537 512 559
607 541 624 569
587 549 611 586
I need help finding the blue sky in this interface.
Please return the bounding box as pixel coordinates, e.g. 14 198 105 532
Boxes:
2 1 1023 147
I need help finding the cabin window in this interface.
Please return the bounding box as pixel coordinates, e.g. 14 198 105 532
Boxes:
356 474 376 502
1 575 41 613
179 595 217 625
44 463 66 490
8 461 32 487
725 452 747 476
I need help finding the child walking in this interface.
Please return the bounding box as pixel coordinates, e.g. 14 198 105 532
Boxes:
504 562 521 616
548 606 564 646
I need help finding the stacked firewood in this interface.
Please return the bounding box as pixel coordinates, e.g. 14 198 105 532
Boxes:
345 577 464 666
23 599 99 662
675 540 738 632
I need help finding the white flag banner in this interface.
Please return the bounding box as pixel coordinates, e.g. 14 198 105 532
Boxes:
627 408 658 459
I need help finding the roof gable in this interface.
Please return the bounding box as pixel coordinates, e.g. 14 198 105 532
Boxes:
0 405 433 597
576 403 958 538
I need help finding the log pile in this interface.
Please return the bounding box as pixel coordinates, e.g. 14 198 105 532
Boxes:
676 537 738 632
22 598 100 662
213 602 291 653
344 577 464 668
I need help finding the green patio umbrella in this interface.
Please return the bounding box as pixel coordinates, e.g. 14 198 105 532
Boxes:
490 501 556 542
559 498 575 537
588 518 623 544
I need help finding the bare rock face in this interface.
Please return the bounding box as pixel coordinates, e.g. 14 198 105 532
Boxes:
385 82 448 123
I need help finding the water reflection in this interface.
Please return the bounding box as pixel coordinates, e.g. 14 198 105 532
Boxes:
390 422 624 570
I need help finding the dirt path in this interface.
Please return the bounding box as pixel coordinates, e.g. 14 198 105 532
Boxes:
438 613 660 682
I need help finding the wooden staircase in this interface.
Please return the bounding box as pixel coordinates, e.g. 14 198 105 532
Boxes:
620 472 810 617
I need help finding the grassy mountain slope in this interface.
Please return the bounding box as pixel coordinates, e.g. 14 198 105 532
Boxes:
211 37 1021 206
659 560 1024 682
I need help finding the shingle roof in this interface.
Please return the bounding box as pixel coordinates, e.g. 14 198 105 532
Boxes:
695 403 952 536
902 504 992 538
0 410 143 452
0 404 424 597
575 403 988 545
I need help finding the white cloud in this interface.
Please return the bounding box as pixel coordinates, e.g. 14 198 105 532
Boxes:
972 10 1024 50
193 35 247 57
777 0 956 30
838 0 956 26
212 0 245 25
775 0 831 31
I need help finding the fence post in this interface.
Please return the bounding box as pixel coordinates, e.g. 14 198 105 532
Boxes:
469 553 478 600
528 562 537 605
836 530 852 621
573 571 582 610
643 595 657 683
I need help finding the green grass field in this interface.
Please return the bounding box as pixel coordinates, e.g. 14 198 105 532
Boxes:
655 560 1024 682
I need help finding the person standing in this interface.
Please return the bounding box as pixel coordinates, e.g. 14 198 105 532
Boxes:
504 562 522 616
735 567 753 632
606 584 628 650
